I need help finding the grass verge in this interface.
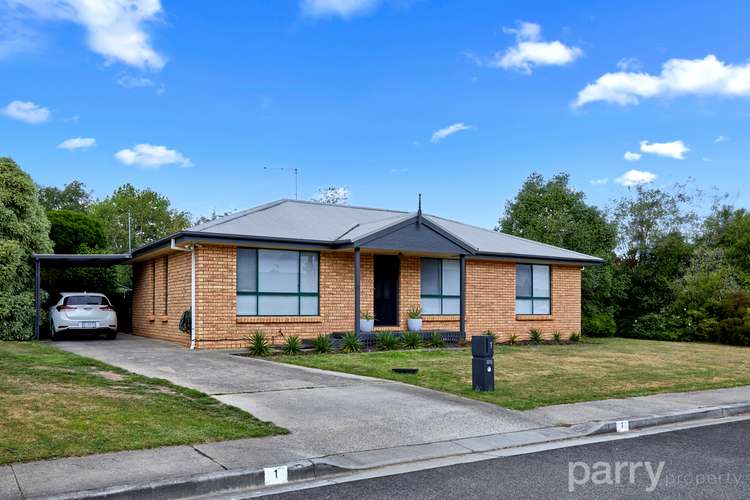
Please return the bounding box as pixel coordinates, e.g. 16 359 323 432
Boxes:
276 337 750 410
0 341 286 465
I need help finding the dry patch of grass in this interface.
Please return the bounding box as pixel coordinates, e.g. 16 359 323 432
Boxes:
0 342 286 465
276 337 750 410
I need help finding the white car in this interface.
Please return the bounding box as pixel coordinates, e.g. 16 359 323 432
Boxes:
48 292 118 340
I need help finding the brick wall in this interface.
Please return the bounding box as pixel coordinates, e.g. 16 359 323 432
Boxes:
132 251 192 346
132 245 581 348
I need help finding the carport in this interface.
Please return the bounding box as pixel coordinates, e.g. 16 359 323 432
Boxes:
31 253 132 340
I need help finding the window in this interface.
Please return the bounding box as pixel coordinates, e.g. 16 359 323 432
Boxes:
237 249 319 316
420 258 460 315
516 264 550 315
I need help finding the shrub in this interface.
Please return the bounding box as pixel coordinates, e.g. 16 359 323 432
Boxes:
711 292 750 346
341 331 362 353
529 329 543 344
582 311 617 337
377 332 400 350
282 335 302 355
569 332 580 343
402 330 421 349
360 311 374 320
312 334 333 354
407 306 422 319
484 330 497 344
428 331 444 348
552 331 561 343
509 333 518 345
247 331 271 356
628 313 681 341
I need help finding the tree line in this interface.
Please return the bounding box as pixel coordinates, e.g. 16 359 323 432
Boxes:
500 172 750 345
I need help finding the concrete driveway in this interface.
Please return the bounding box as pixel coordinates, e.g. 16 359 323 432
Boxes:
55 334 546 460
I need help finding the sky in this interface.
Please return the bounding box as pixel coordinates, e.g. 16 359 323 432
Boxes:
1 0 749 229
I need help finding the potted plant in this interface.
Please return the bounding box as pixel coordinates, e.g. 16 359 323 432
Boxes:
407 306 423 331
360 311 375 333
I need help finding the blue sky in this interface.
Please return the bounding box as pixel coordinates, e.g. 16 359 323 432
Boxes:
1 0 749 228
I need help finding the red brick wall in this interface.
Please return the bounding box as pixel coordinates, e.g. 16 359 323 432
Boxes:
133 245 582 348
132 252 191 346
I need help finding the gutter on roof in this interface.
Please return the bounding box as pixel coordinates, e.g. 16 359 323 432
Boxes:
471 252 605 266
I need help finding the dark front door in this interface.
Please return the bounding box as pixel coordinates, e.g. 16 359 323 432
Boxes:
374 255 399 326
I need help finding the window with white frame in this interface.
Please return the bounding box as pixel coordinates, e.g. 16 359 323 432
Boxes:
516 264 550 315
237 249 319 316
420 258 460 315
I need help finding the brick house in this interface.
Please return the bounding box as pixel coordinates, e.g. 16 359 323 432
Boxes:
129 199 602 349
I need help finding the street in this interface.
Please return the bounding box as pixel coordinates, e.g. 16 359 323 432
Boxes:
265 420 750 499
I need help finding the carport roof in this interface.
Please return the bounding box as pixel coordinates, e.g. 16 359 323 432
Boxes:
32 253 132 266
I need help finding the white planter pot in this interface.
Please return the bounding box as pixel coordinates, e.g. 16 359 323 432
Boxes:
360 319 374 333
407 318 423 332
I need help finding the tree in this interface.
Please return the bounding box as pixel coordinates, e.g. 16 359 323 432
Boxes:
701 205 750 285
313 186 350 205
0 157 53 340
38 180 93 212
498 173 622 336
47 210 106 254
90 184 191 253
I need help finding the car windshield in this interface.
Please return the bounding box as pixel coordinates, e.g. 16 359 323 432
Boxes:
64 295 108 306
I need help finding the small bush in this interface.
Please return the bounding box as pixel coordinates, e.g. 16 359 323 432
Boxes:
552 331 561 343
428 331 444 348
282 335 302 355
582 311 617 337
402 330 421 349
509 333 518 345
247 330 271 356
629 313 681 341
569 332 580 343
313 334 333 354
341 331 362 353
377 332 400 350
712 292 750 346
360 311 374 320
484 330 497 344
529 329 543 344
407 306 422 319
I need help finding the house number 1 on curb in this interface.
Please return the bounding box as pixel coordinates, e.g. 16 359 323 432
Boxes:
264 465 288 485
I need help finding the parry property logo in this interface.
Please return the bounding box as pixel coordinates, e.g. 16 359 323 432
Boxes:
568 461 665 492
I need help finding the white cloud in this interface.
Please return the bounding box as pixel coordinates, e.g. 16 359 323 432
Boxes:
575 55 750 107
301 0 381 18
616 57 641 72
115 143 192 168
430 123 473 143
58 137 95 150
714 135 729 143
640 140 689 160
615 169 657 187
589 178 608 185
484 21 582 74
116 74 155 88
1 100 50 123
9 0 166 70
623 151 642 161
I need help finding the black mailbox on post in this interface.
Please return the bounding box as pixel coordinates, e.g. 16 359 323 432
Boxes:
471 336 494 392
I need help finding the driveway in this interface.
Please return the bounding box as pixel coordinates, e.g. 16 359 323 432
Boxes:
54 334 547 461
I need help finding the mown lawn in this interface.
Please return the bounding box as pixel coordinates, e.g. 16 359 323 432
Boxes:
0 342 286 465
276 337 750 411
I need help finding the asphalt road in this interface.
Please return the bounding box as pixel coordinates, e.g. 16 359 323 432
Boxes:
267 420 750 499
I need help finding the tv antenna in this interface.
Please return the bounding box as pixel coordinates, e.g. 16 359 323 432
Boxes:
264 166 299 200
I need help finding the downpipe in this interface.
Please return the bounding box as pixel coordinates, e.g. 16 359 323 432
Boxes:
171 239 197 350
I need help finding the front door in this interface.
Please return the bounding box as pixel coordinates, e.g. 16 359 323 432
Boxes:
374 255 399 326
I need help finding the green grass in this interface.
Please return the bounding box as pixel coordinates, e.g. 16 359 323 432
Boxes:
276 337 750 411
0 342 286 465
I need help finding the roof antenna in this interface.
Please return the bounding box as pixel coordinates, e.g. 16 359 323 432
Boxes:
417 193 423 226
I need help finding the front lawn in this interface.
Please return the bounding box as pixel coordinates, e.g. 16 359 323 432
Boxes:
276 337 750 410
0 342 286 464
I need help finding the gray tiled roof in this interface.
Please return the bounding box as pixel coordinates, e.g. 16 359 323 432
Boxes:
186 199 603 264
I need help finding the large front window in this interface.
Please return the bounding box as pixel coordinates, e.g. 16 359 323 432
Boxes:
420 258 460 315
516 264 550 315
237 249 319 316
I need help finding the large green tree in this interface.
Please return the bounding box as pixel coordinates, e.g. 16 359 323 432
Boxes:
498 172 622 336
0 158 53 340
90 184 191 253
38 180 93 212
47 210 106 254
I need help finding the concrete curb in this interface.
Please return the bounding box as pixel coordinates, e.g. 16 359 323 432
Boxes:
32 402 750 500
34 461 346 500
